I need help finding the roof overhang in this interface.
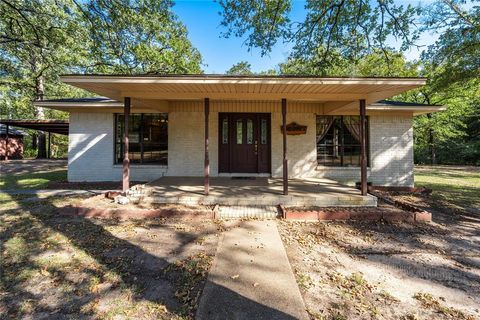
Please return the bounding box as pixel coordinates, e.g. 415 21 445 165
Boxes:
36 75 433 114
368 101 446 115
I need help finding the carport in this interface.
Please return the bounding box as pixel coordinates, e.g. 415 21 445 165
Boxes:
0 119 69 160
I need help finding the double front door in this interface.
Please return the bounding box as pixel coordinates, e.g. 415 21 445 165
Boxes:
218 113 271 173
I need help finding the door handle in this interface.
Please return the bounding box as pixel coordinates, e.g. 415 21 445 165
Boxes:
254 140 258 154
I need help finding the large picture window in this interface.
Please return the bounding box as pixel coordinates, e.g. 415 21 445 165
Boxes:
316 115 368 167
115 113 168 165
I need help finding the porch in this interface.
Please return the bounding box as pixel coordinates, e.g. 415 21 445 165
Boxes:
146 176 377 207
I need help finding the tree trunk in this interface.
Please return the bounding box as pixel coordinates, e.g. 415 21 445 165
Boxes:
35 74 47 158
427 113 437 165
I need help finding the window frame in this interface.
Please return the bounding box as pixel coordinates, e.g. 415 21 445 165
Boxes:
114 113 168 166
316 115 370 167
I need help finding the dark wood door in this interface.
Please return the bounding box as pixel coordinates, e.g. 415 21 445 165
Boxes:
219 113 271 173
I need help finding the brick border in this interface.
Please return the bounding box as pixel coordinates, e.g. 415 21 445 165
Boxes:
284 208 430 222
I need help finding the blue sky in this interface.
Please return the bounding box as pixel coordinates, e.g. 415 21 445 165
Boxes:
172 0 439 73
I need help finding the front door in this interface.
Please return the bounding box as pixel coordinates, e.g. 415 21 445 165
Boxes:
219 113 271 173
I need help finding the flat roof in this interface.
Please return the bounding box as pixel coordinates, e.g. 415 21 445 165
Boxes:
0 120 69 135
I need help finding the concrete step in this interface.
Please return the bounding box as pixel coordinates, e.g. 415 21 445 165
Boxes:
147 193 377 207
218 205 280 219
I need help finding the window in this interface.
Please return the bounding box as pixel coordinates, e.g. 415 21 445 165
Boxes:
316 115 368 167
260 119 267 144
222 118 228 144
115 113 168 165
236 119 243 144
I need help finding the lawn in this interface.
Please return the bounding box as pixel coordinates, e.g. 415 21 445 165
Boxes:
0 195 221 319
414 165 480 214
0 169 67 190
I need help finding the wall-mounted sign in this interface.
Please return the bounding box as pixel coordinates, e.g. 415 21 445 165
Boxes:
280 122 307 135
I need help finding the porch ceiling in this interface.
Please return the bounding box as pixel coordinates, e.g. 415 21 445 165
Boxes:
59 75 426 111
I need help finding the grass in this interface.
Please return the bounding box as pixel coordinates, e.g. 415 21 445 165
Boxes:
0 169 67 190
414 165 480 211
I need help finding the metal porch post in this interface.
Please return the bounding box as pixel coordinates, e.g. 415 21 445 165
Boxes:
282 98 288 195
204 98 210 196
5 125 9 161
47 132 51 159
360 99 367 196
123 97 131 194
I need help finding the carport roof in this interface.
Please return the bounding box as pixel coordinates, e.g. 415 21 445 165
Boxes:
0 119 69 135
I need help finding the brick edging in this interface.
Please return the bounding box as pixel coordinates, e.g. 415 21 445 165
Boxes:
59 206 214 220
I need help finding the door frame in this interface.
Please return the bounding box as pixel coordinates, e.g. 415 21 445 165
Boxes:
218 112 271 174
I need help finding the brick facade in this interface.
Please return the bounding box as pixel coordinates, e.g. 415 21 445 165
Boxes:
68 102 414 187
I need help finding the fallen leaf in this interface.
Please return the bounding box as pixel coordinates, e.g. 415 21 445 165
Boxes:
253 282 259 287
231 274 239 279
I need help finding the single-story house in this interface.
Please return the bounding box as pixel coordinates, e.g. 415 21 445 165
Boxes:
35 75 444 202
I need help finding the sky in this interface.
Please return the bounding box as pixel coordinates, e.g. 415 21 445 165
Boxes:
172 0 440 73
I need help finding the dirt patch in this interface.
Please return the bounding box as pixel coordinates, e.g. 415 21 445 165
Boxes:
1 159 67 175
1 194 223 319
278 216 480 319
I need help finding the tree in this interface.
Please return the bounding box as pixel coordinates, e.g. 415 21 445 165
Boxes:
75 0 203 74
279 49 419 77
1 0 203 157
218 0 420 73
422 0 480 89
226 61 253 75
0 0 89 157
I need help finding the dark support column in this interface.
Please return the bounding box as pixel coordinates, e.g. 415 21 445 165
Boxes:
282 98 288 195
360 99 367 196
5 125 9 161
204 98 210 196
123 97 131 194
47 132 51 159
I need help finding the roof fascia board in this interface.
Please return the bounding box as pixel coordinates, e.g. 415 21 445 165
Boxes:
60 75 427 86
33 101 123 108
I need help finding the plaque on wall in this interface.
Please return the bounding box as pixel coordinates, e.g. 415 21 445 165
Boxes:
280 122 307 135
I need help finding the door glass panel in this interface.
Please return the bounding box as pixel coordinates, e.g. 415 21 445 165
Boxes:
246 119 253 144
261 119 267 144
222 118 228 144
236 119 243 144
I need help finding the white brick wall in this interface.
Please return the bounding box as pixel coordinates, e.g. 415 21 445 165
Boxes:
68 107 414 187
68 112 167 182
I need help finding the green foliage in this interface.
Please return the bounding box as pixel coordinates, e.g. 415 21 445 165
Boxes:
225 61 254 75
280 49 419 77
219 0 420 71
78 0 202 74
422 0 480 89
1 0 203 157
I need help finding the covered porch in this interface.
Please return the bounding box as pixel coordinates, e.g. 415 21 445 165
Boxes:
146 176 377 207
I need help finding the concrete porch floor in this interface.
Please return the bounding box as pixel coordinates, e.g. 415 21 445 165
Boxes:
147 177 377 207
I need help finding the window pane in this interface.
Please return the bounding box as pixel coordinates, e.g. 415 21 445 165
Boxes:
222 118 228 144
236 119 243 144
316 115 367 167
246 119 253 144
115 113 168 165
261 119 267 144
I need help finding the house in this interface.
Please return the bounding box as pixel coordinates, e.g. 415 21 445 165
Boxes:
0 124 24 160
34 75 444 205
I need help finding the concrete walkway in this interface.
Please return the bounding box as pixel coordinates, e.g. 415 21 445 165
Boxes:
196 220 308 320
